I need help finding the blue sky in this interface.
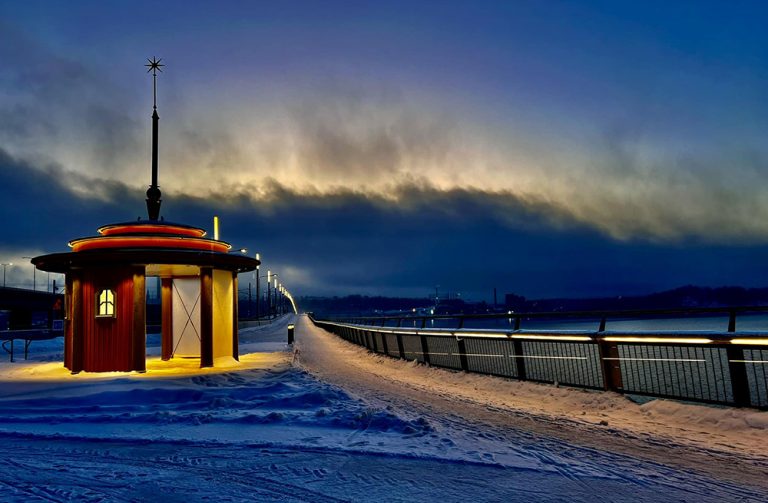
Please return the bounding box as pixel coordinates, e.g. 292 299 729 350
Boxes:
1 1 767 300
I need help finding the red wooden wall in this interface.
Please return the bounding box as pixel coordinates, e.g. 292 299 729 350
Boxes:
66 267 145 372
82 269 135 371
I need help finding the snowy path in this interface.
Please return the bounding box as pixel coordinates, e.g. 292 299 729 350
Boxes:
295 315 768 500
0 314 763 501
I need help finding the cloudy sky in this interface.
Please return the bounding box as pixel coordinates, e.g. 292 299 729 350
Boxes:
1 0 767 300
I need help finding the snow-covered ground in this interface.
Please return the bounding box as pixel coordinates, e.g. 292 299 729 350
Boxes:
0 315 765 501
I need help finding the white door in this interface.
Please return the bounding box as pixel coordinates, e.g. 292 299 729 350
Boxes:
171 278 201 357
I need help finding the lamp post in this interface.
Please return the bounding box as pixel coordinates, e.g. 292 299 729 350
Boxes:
273 277 278 317
1 263 12 288
255 253 260 320
22 257 35 291
267 271 278 319
257 269 274 320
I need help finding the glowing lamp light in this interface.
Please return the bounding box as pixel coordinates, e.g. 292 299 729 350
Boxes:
98 224 205 237
510 334 593 341
730 338 768 346
69 236 231 253
213 216 220 240
603 336 713 344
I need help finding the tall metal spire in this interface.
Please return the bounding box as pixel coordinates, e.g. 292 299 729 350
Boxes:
145 57 164 220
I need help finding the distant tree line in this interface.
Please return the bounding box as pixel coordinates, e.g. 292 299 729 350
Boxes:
507 285 768 313
299 285 768 317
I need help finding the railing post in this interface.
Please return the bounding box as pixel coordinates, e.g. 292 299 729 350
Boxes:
514 317 521 330
511 338 526 380
396 333 405 359
724 311 750 406
420 334 430 365
456 336 469 371
597 332 623 392
726 344 751 407
453 317 469 370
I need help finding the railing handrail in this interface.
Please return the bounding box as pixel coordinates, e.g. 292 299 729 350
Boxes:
318 319 768 345
310 314 768 409
326 304 768 323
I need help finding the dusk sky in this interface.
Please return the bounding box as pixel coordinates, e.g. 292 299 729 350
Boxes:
1 1 768 300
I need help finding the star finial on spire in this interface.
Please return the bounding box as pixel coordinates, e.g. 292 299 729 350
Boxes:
145 57 164 75
145 57 164 110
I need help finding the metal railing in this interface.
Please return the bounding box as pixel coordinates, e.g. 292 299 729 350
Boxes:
309 307 768 409
1 327 64 362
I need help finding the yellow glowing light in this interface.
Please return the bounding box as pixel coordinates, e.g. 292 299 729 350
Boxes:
602 357 706 362
511 355 589 360
213 215 220 240
602 337 712 344
456 331 508 338
0 352 290 381
510 334 593 342
730 338 768 346
70 235 231 253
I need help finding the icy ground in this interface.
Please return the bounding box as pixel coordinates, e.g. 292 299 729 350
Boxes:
0 315 765 502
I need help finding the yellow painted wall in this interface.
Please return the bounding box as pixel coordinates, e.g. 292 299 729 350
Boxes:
212 269 233 359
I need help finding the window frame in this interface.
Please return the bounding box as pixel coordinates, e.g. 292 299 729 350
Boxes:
96 288 117 318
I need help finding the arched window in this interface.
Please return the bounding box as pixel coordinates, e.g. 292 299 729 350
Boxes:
97 289 116 317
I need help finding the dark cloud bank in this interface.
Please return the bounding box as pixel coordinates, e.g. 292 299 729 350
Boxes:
3 148 768 300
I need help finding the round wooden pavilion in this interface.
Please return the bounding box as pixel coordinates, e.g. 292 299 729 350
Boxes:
31 58 259 373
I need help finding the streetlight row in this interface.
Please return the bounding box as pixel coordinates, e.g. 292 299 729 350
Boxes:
0 259 62 292
242 251 298 318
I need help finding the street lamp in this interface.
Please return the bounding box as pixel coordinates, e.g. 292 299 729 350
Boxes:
1 263 12 288
263 271 278 319
22 257 35 291
255 253 260 320
271 274 279 318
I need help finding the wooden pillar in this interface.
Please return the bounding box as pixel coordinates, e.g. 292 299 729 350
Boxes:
598 339 623 391
131 268 146 372
726 345 751 407
232 272 239 361
200 267 214 368
512 339 527 380
161 278 173 360
69 273 83 373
